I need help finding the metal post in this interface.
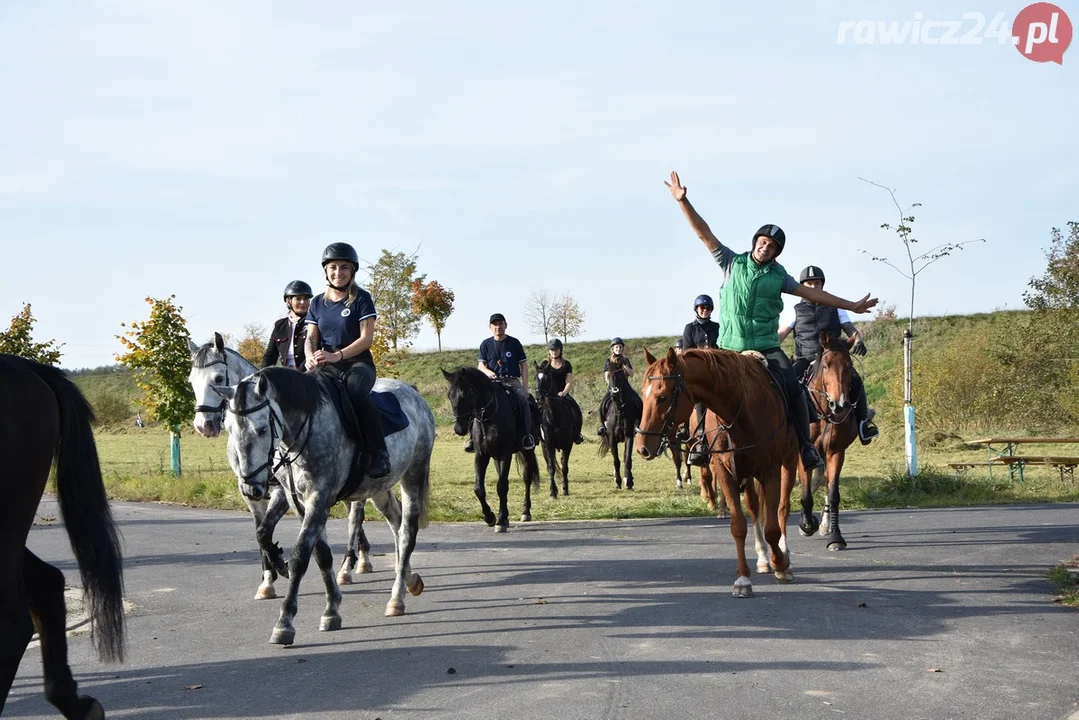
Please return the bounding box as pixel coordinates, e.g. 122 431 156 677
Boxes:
903 329 917 478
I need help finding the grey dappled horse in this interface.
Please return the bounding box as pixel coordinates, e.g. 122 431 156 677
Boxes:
213 366 434 645
188 334 375 599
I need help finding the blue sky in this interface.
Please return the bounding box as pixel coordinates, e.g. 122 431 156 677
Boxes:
1 1 1075 369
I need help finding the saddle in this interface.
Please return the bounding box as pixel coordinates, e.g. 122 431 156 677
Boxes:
741 351 819 423
493 378 540 451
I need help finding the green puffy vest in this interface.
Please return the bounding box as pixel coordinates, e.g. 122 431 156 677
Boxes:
718 252 787 352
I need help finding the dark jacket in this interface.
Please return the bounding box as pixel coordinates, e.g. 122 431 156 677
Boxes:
261 316 309 370
682 318 719 350
792 302 842 361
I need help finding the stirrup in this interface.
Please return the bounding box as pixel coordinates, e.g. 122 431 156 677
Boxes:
858 420 879 445
367 450 391 479
522 434 536 451
463 439 475 453
686 451 709 468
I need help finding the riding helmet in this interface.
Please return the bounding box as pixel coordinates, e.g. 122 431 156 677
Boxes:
674 338 684 349
547 338 563 351
321 242 360 268
610 337 624 347
752 224 786 256
799 265 826 285
694 294 714 310
283 280 314 300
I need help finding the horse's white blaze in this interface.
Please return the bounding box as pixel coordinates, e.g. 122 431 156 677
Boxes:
644 384 652 398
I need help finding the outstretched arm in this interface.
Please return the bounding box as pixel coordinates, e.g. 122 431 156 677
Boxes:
665 171 722 253
791 284 878 314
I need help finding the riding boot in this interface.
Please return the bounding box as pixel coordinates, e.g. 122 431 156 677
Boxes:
569 400 585 444
853 375 879 445
358 395 391 479
686 403 709 467
520 399 535 451
794 393 825 470
597 394 611 436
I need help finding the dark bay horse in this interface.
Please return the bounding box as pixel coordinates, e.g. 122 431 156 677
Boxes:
799 332 859 550
442 367 541 531
1 354 125 719
214 367 434 645
635 347 802 597
188 335 376 599
534 361 583 498
598 362 641 490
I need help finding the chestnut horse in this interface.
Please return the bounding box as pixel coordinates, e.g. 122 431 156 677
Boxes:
635 347 801 597
798 332 859 550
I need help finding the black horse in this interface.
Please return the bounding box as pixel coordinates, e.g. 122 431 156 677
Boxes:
534 361 583 498
598 362 642 490
442 367 541 532
1 354 125 719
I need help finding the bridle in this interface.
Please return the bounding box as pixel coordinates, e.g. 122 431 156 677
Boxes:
193 356 231 416
450 379 498 430
807 351 855 426
227 380 313 485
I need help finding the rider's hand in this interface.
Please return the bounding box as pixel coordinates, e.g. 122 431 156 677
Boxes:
664 171 687 202
851 340 867 356
850 294 879 314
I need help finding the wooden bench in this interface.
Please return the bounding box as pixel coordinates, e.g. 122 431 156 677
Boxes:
945 456 1079 482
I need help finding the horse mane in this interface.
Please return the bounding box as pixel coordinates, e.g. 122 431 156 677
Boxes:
681 349 773 396
254 366 324 416
450 366 491 392
192 343 253 371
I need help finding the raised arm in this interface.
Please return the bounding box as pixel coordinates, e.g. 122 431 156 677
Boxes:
791 284 878 314
665 171 722 253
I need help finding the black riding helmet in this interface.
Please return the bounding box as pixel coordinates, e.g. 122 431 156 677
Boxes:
752 224 786 256
693 294 714 310
321 242 359 269
610 337 624 347
283 280 313 300
799 265 825 285
547 338 563 351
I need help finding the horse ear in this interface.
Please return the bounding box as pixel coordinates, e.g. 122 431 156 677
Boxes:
213 332 225 352
187 337 200 355
819 331 830 349
255 372 268 396
209 385 235 401
644 347 657 365
665 346 678 365
440 367 452 380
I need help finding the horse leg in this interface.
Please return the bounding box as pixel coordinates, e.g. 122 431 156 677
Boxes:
761 473 793 583
671 440 684 489
623 431 635 491
311 527 342 632
519 451 535 524
252 487 290 599
494 457 510 533
543 438 558 499
611 438 623 489
744 481 771 575
561 445 571 497
797 455 821 538
825 449 847 551
368 491 411 617
338 500 373 585
23 550 104 720
473 454 496 527
722 474 753 598
271 499 332 646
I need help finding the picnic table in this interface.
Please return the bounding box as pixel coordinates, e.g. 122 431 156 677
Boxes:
960 437 1079 482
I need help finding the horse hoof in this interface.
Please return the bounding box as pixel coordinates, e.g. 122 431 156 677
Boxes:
562 486 569 496
626 481 634 490
255 585 277 600
757 562 773 574
732 579 754 598
521 514 532 522
359 560 374 574
775 569 795 583
407 574 425 596
799 515 820 537
84 698 105 720
827 535 847 551
320 614 342 632
495 524 508 534
270 627 295 646
483 513 497 527
336 571 353 585
385 600 405 617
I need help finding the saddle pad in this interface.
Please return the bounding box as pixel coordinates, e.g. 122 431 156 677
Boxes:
371 390 410 436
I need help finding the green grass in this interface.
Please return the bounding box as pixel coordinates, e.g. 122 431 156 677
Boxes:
1047 559 1079 608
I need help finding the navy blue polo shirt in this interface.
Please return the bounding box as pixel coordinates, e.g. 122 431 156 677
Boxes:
307 289 377 367
479 335 527 378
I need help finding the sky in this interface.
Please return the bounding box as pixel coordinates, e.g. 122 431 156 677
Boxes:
1 1 1075 369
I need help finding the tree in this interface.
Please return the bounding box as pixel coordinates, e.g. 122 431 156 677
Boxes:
552 294 585 343
859 178 985 478
523 289 556 343
116 296 195 476
365 249 422 351
236 322 268 367
0 303 63 365
411 278 455 352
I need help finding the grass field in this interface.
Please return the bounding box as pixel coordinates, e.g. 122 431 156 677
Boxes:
87 425 1079 523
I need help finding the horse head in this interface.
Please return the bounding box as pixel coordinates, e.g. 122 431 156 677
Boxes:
188 331 257 437
816 331 854 417
635 347 691 459
534 361 555 403
442 366 492 437
214 372 281 501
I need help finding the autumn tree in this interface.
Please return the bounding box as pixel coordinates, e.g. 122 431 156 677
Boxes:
365 249 422 351
0 303 63 365
116 296 195 476
411 278 455 352
236 322 268 367
523 289 556 343
552 294 585 344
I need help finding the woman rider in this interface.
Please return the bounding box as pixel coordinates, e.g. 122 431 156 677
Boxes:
262 280 313 371
304 242 391 479
664 171 878 470
537 338 585 444
596 338 633 436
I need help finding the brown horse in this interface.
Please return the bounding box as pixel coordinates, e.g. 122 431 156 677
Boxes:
798 332 859 550
0 354 125 719
635 347 800 597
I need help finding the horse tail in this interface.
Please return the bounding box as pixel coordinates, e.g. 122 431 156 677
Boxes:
597 433 610 457
33 363 126 663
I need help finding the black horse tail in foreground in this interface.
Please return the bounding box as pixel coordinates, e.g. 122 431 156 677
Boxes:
1 353 125 719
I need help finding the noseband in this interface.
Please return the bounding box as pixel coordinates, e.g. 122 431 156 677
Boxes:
634 370 687 453
227 383 312 485
194 357 231 416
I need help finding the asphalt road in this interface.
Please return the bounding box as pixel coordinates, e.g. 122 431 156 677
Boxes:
7 499 1079 720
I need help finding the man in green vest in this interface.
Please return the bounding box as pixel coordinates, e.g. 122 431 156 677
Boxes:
665 171 878 471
